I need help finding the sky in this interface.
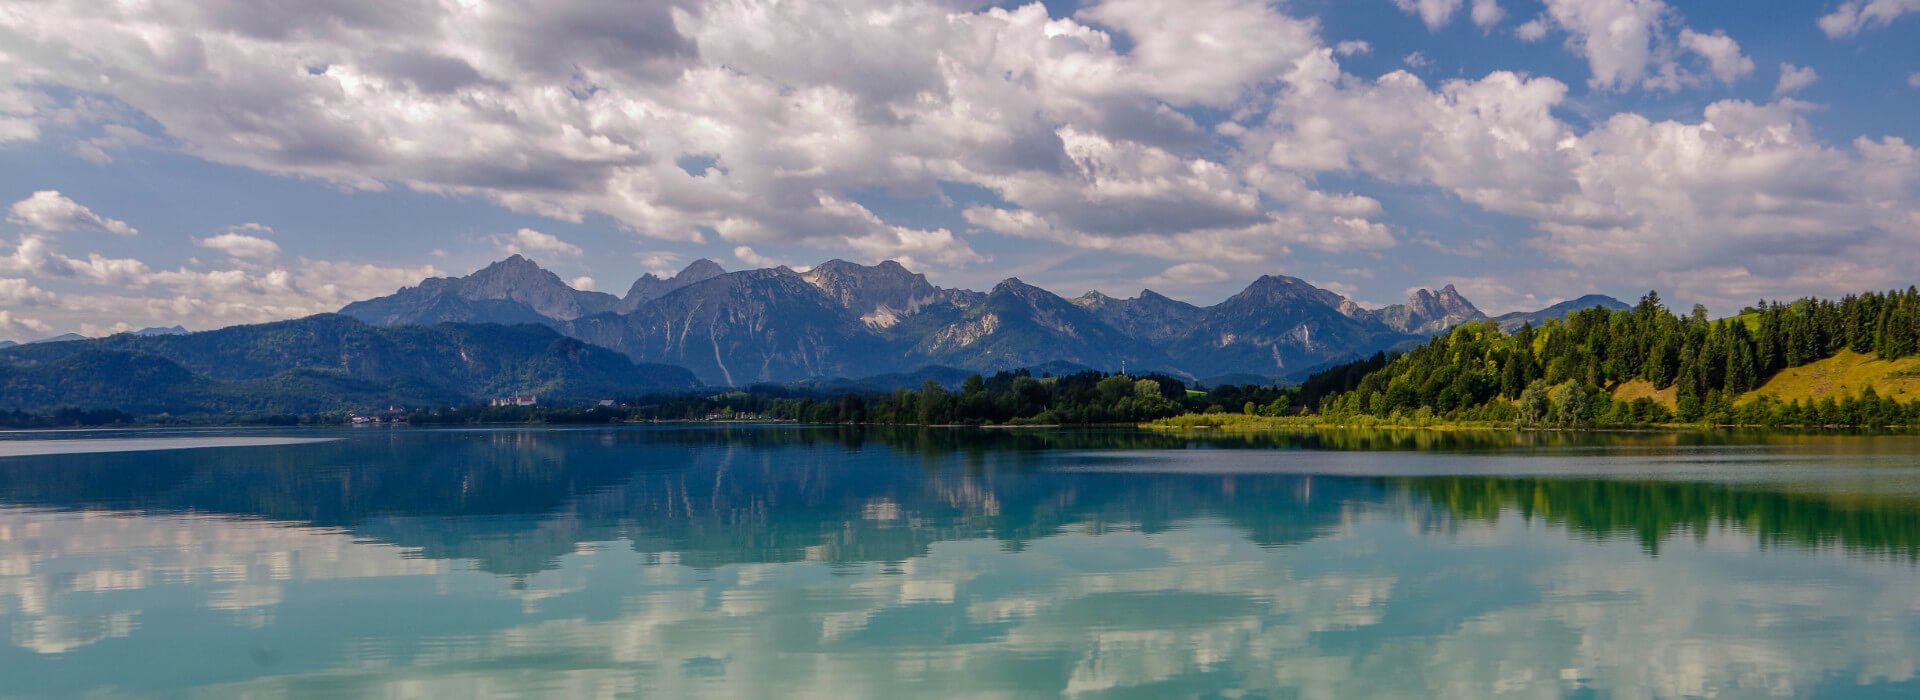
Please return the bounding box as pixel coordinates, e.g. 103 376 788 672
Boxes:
0 0 1916 341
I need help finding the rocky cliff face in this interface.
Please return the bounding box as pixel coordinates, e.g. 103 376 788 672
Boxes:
1166 275 1420 378
913 279 1179 374
340 255 619 326
617 259 727 312
801 259 980 329
1372 284 1487 335
1071 289 1205 345
568 268 894 387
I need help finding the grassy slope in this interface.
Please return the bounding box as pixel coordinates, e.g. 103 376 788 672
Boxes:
1740 350 1920 404
1611 379 1678 410
1607 351 1920 409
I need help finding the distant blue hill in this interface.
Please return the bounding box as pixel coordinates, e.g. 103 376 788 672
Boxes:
1491 295 1631 332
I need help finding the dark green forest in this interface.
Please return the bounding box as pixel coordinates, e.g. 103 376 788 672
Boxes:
404 369 1291 427
1304 288 1920 428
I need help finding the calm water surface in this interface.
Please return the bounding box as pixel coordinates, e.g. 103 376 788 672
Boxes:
2 426 1919 698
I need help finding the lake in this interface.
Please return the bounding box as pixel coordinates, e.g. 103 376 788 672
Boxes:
2 426 1919 698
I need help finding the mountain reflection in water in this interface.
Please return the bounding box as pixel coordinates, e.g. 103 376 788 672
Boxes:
1 426 1918 698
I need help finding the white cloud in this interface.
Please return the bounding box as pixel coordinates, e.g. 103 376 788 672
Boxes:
7 191 137 235
494 228 582 258
1252 61 1920 311
1539 0 1670 90
1 235 152 286
1909 72 1920 88
1143 262 1231 287
633 251 682 277
0 0 1342 271
1379 0 1505 34
1404 52 1432 69
1774 63 1819 96
1532 0 1751 91
1678 29 1754 85
1515 17 1549 42
732 246 791 270
1393 0 1464 31
0 82 43 142
3 231 442 334
1072 0 1321 107
0 0 1903 319
1470 0 1505 29
1819 0 1920 37
0 277 57 307
196 232 282 261
570 276 595 291
0 310 51 339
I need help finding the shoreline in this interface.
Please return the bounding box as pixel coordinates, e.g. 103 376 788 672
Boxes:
1139 415 1918 434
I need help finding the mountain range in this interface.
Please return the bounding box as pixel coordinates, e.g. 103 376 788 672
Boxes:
338 256 1622 387
1490 294 1633 331
0 316 695 415
0 254 1627 415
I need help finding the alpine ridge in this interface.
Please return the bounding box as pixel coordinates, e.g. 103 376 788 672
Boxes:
330 256 1631 386
0 315 697 415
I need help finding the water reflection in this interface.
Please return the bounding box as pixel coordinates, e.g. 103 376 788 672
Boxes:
0 426 1916 698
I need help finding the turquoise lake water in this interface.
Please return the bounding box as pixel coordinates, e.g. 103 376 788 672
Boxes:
2 426 1919 698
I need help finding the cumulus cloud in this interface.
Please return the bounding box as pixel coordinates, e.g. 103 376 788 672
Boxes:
7 191 137 235
0 82 43 142
0 277 57 307
1 235 151 286
0 0 1905 317
732 246 795 270
634 251 682 276
2 230 440 334
1389 0 1502 31
1774 63 1819 96
1819 0 1920 37
570 276 596 291
1515 17 1550 42
494 228 582 258
0 0 1343 272
196 232 282 261
1533 0 1752 91
1678 29 1754 85
1393 0 1463 30
1470 0 1505 29
0 310 51 339
1251 58 1920 310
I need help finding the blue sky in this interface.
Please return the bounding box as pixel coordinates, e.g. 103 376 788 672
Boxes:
1 0 1916 340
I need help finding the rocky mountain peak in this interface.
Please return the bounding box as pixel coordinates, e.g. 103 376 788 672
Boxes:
1228 275 1349 312
993 278 1047 299
619 259 729 310
800 259 962 329
1071 290 1116 309
339 256 619 326
470 254 554 283
1371 284 1487 335
678 258 725 280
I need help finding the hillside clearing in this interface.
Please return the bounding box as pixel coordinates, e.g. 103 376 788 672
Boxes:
1611 379 1678 410
1741 350 1920 404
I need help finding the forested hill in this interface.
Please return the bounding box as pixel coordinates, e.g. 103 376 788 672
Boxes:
0 315 698 417
1300 288 1920 427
